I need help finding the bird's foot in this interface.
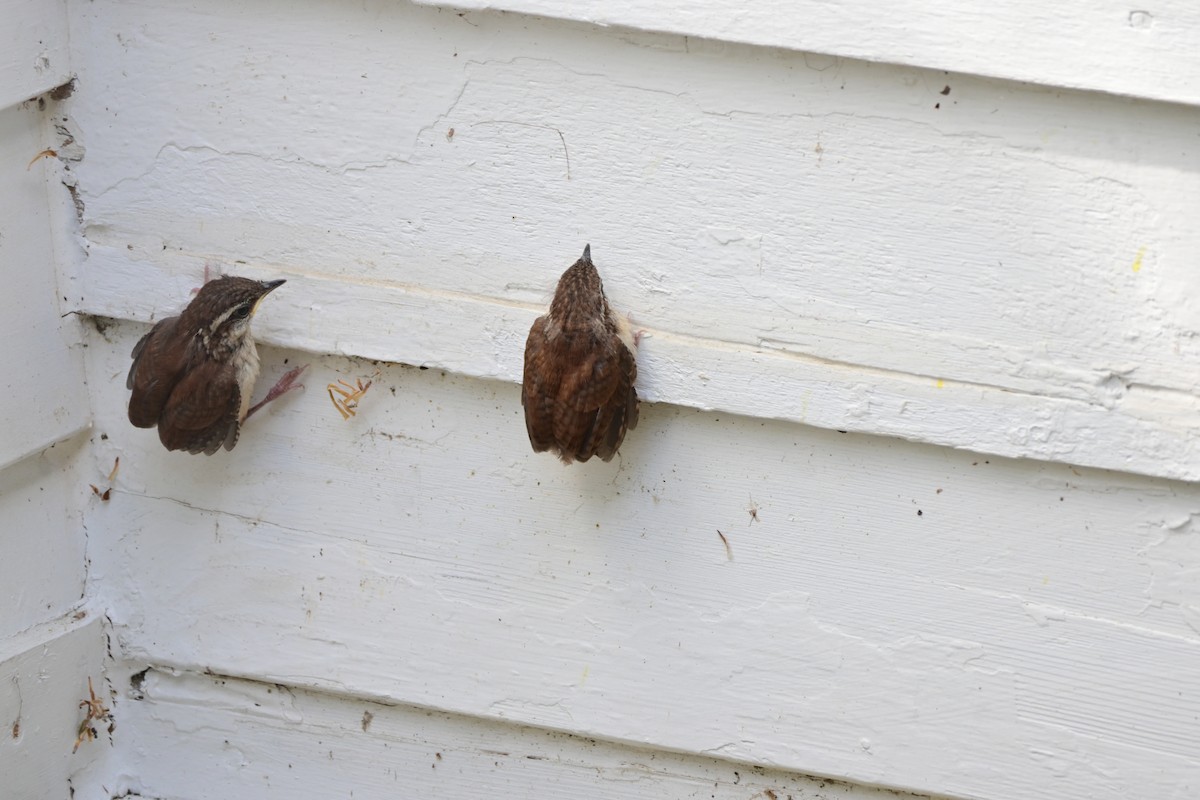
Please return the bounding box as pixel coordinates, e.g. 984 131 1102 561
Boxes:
246 364 309 419
626 312 648 348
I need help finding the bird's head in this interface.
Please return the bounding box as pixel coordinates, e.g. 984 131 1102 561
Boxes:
549 244 608 326
183 276 286 358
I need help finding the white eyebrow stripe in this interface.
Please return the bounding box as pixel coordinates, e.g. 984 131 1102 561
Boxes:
207 305 238 332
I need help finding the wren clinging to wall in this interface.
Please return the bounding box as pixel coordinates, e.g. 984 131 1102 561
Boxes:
522 245 639 463
126 276 307 454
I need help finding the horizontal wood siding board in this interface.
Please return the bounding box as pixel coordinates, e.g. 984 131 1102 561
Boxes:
122 668 929 800
76 252 1200 481
415 0 1200 107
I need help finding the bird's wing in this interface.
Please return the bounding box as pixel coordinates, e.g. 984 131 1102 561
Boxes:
554 334 629 462
523 322 639 463
126 316 188 428
157 359 243 455
592 336 638 462
522 316 559 454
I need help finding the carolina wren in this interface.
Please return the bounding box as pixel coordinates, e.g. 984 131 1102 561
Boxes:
522 245 639 463
126 276 305 454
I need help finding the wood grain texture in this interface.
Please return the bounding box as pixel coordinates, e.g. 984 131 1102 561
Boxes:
416 0 1200 107
117 668 928 800
62 0 1200 480
88 322 1200 800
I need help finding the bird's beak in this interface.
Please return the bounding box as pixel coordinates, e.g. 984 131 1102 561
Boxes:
252 279 286 314
581 244 592 262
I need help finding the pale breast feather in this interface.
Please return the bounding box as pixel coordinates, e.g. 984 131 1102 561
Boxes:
232 335 262 423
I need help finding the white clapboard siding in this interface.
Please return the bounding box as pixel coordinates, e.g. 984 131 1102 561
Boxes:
0 0 71 109
38 1 1200 799
0 18 99 799
0 101 89 470
0 432 91 640
88 323 1200 800
116 667 925 800
416 0 1200 107
63 0 1200 481
0 616 113 800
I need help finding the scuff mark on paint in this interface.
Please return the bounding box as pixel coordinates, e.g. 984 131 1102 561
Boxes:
1132 247 1145 273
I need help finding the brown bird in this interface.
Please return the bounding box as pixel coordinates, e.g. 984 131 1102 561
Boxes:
127 276 306 454
522 244 639 463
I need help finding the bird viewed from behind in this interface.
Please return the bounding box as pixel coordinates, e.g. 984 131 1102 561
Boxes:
126 275 305 454
522 245 640 463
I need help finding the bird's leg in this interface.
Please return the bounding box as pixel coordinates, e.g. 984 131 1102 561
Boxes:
246 363 309 419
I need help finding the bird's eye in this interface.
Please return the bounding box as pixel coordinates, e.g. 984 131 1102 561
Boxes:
232 304 251 320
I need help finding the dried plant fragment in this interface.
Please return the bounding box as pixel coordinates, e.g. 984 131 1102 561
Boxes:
328 372 377 420
73 677 112 753
27 149 58 169
717 530 733 561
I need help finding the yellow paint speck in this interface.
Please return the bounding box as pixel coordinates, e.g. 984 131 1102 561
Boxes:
935 379 944 389
580 665 589 685
1132 247 1145 273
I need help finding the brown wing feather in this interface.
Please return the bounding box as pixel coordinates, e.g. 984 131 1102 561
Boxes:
157 360 243 455
127 316 189 428
591 337 638 462
555 340 622 462
523 320 638 463
522 316 560 455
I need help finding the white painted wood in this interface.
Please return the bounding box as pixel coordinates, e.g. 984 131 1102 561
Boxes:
62 0 1200 481
117 668 921 800
0 616 113 800
88 323 1200 800
77 248 1200 483
0 102 90 469
30 1 1200 798
0 36 103 800
0 0 71 110
0 430 90 640
417 0 1200 107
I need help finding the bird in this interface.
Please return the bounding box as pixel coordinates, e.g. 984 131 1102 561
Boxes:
126 275 306 454
522 244 640 463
